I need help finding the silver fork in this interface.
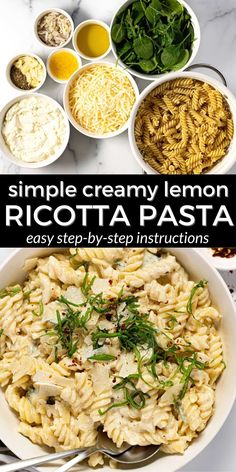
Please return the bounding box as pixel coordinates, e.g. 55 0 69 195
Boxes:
0 429 160 472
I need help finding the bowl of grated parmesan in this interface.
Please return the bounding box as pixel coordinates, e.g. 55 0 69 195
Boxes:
63 62 139 139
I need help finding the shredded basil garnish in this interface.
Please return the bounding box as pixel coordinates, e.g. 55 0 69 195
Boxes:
88 354 116 362
0 286 21 299
32 301 44 317
187 280 208 315
99 376 150 415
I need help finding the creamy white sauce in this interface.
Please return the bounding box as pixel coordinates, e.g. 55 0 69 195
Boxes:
2 96 67 162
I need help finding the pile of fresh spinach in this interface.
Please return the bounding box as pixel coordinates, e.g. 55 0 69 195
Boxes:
111 0 195 75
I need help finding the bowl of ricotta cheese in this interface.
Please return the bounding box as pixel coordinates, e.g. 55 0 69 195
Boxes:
0 93 70 168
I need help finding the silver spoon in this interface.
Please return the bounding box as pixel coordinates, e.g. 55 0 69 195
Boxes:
0 429 160 472
55 429 160 472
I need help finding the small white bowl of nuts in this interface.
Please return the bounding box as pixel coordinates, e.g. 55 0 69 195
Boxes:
34 8 74 49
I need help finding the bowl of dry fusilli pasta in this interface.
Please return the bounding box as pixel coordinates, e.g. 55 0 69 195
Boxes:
0 247 236 472
129 71 236 174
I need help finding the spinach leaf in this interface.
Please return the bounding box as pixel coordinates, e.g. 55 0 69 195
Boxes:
161 28 175 46
161 44 181 67
162 0 183 15
188 23 195 44
125 9 137 39
145 0 162 25
173 30 184 44
172 48 189 70
117 42 132 58
132 1 145 24
134 36 154 59
139 58 158 72
125 51 138 65
111 23 126 44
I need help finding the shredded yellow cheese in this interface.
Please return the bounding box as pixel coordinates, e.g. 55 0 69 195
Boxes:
68 64 136 135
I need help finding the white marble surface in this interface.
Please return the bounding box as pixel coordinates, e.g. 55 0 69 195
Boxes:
0 247 235 471
1 0 236 174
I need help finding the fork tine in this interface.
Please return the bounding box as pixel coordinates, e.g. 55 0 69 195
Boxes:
54 447 98 472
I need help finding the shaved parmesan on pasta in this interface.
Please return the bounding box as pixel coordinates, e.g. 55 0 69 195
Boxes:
68 64 136 135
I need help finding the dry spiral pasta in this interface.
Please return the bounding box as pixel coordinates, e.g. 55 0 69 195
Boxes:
0 249 225 467
134 78 234 174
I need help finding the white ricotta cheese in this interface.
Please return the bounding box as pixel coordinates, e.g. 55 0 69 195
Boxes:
2 96 67 162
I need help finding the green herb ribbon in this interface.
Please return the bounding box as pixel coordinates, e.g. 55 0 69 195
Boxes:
88 354 116 362
32 301 44 317
0 286 21 299
187 280 208 315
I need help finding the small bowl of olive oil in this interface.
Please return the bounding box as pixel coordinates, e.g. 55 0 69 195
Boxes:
72 19 111 61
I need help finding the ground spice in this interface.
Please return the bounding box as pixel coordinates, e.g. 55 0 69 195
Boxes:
10 65 32 90
10 56 44 90
212 248 236 258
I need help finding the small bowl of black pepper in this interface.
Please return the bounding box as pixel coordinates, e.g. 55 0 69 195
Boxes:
6 53 47 92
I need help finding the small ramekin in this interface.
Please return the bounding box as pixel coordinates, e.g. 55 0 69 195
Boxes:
34 8 74 49
197 248 236 271
6 53 47 93
72 20 111 61
47 48 82 84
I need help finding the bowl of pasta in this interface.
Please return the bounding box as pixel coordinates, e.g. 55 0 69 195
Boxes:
0 247 236 472
129 71 236 174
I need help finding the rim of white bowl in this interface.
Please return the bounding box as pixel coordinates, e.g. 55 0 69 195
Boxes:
47 48 82 84
72 19 111 61
6 53 47 93
34 8 74 49
128 71 236 175
0 93 70 168
63 61 139 139
110 0 201 81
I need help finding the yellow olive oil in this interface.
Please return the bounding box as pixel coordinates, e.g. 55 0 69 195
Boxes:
76 23 110 58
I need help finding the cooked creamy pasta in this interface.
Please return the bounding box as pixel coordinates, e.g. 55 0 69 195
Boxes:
134 78 234 174
0 249 224 467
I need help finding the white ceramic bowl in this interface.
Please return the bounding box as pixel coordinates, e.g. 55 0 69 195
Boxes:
129 71 236 174
47 48 82 84
0 247 235 472
63 61 139 139
6 53 47 93
110 0 200 81
0 93 70 169
197 248 236 271
72 19 111 61
34 8 74 49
